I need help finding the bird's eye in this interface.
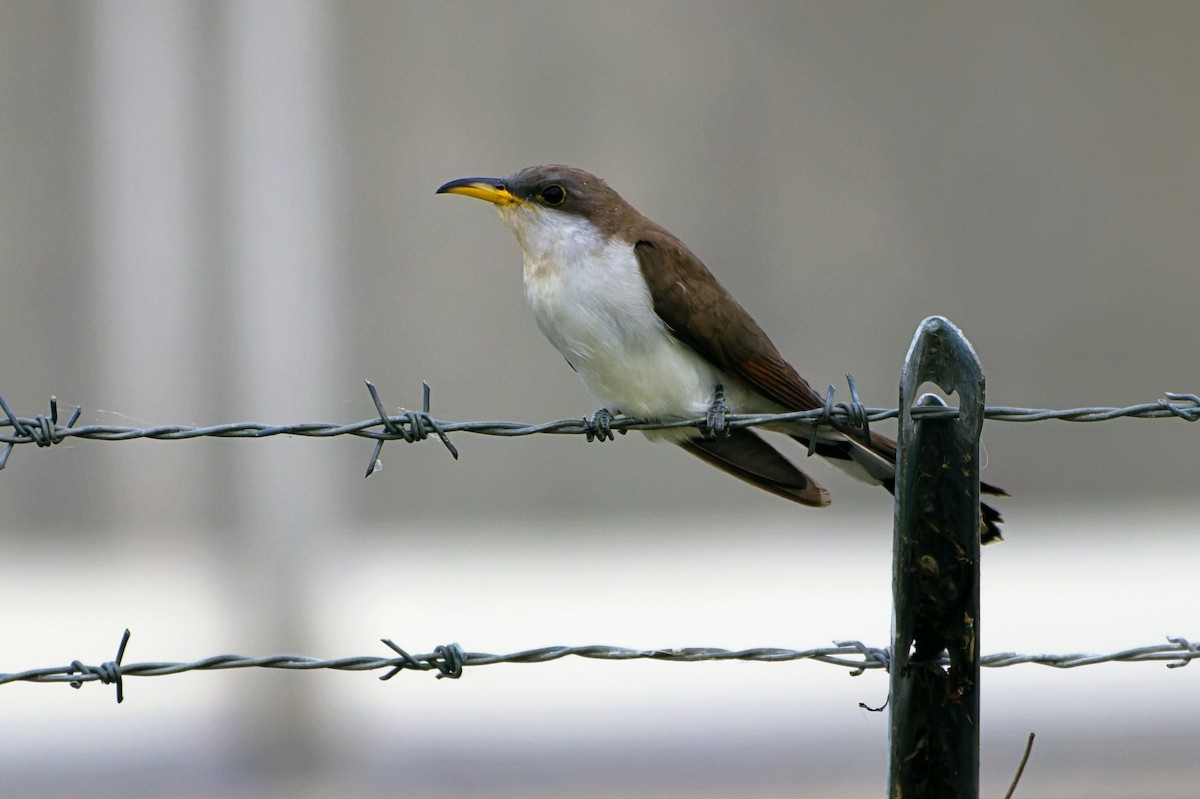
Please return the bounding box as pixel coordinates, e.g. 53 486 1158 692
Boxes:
540 184 567 206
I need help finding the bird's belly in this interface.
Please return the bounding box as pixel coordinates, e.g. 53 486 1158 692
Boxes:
576 335 730 419
523 239 766 426
531 289 763 421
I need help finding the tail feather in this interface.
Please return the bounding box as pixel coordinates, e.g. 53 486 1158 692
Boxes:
791 428 1005 544
677 423 1005 542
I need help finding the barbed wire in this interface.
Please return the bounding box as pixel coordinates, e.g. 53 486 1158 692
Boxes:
1 383 1196 474
3 631 1194 704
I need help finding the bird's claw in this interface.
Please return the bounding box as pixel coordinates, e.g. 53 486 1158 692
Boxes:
585 408 616 442
703 384 729 440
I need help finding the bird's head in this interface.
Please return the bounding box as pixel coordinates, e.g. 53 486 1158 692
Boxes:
437 165 637 258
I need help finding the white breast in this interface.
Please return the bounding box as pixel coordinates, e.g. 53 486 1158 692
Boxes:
498 205 759 421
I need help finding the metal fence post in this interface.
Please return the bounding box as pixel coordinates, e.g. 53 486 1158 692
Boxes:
889 316 985 799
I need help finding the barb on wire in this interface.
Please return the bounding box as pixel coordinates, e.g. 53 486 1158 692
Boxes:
363 380 458 477
0 384 1196 474
0 394 81 470
2 634 1193 703
66 628 131 703
808 374 873 457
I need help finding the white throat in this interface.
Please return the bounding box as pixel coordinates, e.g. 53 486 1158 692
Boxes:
495 204 760 423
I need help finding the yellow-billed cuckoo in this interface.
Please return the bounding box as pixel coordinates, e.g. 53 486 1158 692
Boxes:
438 165 1004 541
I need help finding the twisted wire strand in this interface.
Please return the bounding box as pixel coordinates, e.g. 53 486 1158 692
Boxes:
1 385 1196 473
3 635 1194 703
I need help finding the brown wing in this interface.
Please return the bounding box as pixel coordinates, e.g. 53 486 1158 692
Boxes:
681 428 830 507
636 232 1007 539
634 233 825 411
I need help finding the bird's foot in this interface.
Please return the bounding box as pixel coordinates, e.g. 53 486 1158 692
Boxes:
702 384 729 440
584 408 616 442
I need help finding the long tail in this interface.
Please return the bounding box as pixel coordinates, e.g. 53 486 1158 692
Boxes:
791 427 1007 543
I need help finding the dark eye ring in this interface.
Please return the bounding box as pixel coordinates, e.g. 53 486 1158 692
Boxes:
540 184 566 206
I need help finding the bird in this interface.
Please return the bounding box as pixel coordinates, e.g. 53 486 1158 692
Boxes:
437 165 1004 541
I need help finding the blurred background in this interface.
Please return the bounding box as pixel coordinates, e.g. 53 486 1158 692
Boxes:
1 1 1197 796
